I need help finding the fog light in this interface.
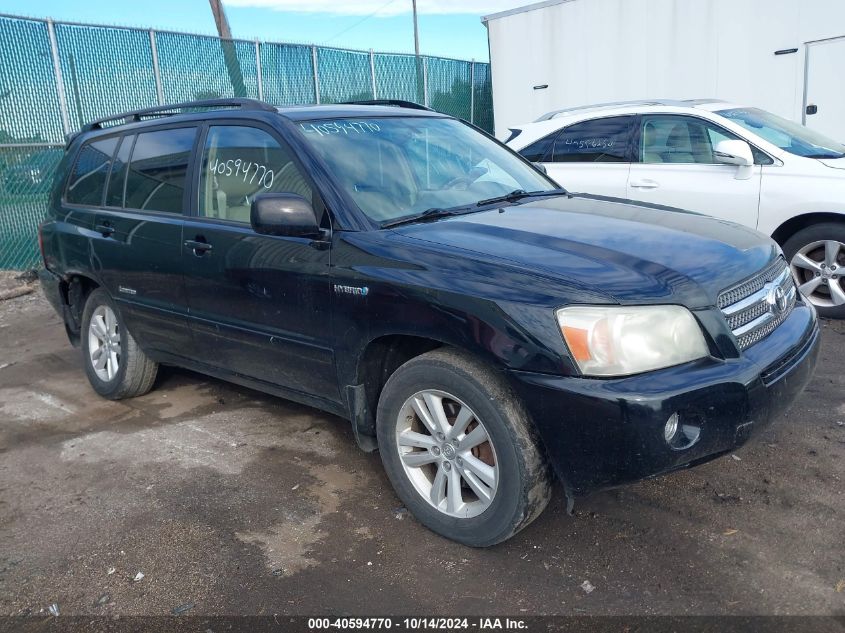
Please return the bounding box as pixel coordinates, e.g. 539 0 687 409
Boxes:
664 412 679 443
664 409 704 451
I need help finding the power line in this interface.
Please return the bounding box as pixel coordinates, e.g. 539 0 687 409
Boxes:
322 0 402 45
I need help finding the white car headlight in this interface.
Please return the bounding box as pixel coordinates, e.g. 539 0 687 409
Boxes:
556 305 709 377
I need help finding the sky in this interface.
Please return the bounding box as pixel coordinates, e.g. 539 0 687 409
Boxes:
0 0 531 60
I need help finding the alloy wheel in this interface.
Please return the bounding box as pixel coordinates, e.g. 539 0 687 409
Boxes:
88 305 121 381
790 239 845 308
395 389 498 519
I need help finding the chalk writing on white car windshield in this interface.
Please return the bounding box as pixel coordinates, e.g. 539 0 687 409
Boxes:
300 121 381 136
209 157 275 189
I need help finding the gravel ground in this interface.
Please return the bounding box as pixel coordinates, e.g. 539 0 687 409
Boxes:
0 291 843 617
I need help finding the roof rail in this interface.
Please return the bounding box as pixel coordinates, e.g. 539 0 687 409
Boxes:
534 98 712 122
341 99 433 112
79 98 277 133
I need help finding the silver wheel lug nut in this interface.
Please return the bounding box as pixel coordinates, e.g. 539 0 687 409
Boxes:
432 446 440 456
436 432 445 441
443 461 451 471
456 457 463 467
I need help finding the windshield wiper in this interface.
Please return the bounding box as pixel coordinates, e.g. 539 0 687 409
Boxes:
381 206 474 229
381 187 570 228
809 152 845 159
475 188 568 207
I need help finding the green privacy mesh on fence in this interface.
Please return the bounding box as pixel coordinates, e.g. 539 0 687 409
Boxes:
0 14 494 269
260 42 316 105
317 47 373 103
156 31 261 104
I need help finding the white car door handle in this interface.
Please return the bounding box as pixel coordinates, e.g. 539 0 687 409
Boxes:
629 179 659 189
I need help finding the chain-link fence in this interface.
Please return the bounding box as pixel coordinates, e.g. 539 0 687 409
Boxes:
0 14 494 270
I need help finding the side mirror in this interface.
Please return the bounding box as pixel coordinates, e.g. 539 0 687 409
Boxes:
250 193 320 238
533 162 548 174
713 139 753 167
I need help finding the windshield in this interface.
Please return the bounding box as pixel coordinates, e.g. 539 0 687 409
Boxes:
297 117 556 224
717 107 845 159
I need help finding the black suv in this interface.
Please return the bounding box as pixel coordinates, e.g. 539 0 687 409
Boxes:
39 98 819 546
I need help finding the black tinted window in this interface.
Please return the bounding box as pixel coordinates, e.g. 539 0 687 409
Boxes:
105 135 134 207
66 136 119 206
125 128 196 213
519 133 556 162
552 117 632 163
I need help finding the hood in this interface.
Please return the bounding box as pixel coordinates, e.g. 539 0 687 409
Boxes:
391 195 778 309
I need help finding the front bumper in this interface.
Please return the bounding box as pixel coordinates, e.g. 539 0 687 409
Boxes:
508 302 820 496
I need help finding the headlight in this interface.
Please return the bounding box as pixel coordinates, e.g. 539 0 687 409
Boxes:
556 305 709 377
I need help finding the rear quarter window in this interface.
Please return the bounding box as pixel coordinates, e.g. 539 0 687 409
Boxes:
66 136 119 206
519 133 556 162
105 135 134 208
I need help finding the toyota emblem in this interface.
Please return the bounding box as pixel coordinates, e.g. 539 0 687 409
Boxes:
767 284 787 315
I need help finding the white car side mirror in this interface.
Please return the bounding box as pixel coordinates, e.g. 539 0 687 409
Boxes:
714 139 754 167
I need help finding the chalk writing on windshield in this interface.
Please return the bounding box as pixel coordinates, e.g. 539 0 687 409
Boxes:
300 121 381 136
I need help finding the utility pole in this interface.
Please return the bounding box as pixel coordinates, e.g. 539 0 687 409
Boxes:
209 0 233 39
208 0 248 98
412 0 420 57
412 0 423 104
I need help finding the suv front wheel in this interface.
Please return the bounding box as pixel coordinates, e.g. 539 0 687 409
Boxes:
81 288 158 399
784 222 845 319
376 348 552 546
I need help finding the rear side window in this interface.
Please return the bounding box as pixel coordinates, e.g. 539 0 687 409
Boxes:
124 127 196 213
551 117 633 163
105 135 134 208
66 136 119 206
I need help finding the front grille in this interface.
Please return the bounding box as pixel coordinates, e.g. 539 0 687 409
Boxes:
718 258 797 350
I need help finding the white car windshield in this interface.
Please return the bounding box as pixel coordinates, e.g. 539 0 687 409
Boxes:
717 107 845 159
298 116 556 224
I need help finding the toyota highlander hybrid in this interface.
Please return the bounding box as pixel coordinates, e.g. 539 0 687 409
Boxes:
38 99 819 546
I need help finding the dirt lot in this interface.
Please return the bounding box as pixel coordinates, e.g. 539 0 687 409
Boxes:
0 289 843 617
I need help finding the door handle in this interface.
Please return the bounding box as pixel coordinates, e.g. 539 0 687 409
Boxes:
184 239 213 255
95 223 114 237
629 179 659 190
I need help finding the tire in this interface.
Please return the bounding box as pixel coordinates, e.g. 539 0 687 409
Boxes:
376 348 552 546
783 222 845 319
81 288 158 399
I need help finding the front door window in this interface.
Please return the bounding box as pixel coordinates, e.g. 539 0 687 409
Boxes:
198 125 314 224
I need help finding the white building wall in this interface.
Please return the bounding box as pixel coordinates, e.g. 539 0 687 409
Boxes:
484 0 845 138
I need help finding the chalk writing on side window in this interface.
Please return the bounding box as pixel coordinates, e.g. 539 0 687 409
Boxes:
561 137 616 150
300 121 381 136
209 157 275 189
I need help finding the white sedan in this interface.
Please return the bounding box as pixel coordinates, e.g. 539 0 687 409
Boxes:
506 99 845 318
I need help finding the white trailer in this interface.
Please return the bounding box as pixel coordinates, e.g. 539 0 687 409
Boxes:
482 0 845 141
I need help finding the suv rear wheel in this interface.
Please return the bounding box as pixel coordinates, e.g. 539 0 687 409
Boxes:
81 288 158 399
376 348 551 546
784 223 845 319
